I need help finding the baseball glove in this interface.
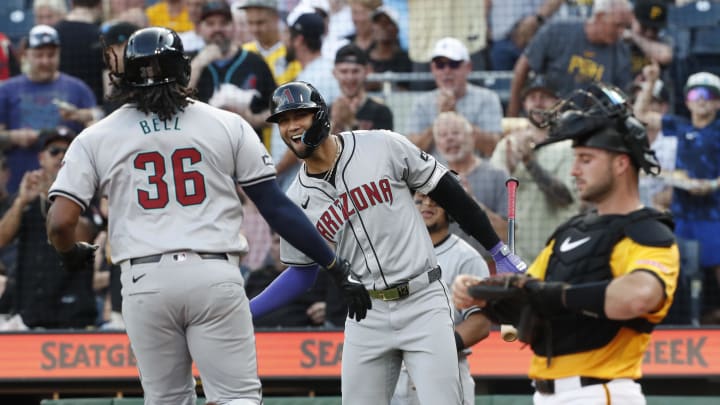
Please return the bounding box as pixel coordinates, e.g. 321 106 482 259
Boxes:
468 274 568 344
59 242 98 273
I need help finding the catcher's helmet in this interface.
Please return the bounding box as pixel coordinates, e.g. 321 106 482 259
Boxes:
267 81 330 148
534 82 660 175
122 27 190 88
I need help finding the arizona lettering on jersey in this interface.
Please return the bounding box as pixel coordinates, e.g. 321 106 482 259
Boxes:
281 130 448 288
316 179 393 241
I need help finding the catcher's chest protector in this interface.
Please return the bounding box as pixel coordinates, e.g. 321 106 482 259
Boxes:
534 208 671 357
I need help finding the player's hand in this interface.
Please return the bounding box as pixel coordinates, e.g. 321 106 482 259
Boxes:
327 258 371 321
59 242 98 273
489 242 527 274
452 274 485 310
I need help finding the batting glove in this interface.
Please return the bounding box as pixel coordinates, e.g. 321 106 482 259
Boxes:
327 258 372 321
59 242 98 273
490 242 527 274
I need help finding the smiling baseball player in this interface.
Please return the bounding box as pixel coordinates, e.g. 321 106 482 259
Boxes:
249 81 526 405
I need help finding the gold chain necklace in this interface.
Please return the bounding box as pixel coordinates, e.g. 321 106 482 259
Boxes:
323 136 342 182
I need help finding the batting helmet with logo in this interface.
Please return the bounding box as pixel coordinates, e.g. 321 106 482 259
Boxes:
122 27 190 88
535 82 660 175
267 81 330 148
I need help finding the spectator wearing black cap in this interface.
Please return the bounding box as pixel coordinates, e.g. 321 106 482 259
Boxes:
626 0 673 79
330 44 393 132
190 1 277 134
0 126 97 330
0 25 98 194
366 5 411 90
490 74 579 261
100 21 140 114
288 12 340 103
271 12 340 189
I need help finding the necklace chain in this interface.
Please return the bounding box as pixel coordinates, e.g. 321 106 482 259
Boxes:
323 136 342 182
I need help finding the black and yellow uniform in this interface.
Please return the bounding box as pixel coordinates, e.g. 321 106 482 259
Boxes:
527 208 679 381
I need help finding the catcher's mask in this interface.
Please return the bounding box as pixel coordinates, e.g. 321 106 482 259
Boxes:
532 82 660 176
122 27 190 88
266 81 330 149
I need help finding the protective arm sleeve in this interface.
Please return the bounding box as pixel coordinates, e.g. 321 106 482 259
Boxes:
249 265 320 319
243 179 336 267
427 172 501 250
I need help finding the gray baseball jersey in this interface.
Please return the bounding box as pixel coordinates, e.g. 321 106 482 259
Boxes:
49 102 275 263
281 130 461 404
392 234 489 405
48 101 274 404
281 130 448 287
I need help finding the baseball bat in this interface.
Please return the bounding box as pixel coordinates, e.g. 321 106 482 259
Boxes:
501 177 520 343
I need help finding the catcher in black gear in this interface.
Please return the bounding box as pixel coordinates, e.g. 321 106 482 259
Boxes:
452 82 679 404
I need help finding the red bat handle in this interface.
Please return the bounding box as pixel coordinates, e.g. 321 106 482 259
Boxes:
505 177 519 221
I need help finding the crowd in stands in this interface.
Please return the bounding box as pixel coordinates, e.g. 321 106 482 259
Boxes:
0 0 718 330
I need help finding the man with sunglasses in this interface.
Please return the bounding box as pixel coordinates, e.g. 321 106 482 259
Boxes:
634 64 720 322
0 127 98 330
407 37 503 159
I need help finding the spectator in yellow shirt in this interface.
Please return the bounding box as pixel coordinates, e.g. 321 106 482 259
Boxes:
145 0 194 33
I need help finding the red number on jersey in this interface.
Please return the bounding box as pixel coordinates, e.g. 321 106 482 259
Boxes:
134 149 207 209
173 148 206 205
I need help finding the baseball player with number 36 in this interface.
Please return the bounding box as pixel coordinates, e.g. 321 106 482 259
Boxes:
249 81 527 405
45 28 370 405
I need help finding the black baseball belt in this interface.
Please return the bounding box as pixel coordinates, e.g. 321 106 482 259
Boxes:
533 377 612 395
368 266 441 301
129 252 228 265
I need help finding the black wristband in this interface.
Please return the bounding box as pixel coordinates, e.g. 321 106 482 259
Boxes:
454 331 465 351
535 13 546 25
564 280 610 318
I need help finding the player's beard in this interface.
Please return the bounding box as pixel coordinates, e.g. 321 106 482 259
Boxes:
577 167 614 203
283 135 316 159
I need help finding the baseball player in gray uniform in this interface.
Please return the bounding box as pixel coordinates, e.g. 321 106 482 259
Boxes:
249 81 526 405
392 192 491 405
45 28 370 405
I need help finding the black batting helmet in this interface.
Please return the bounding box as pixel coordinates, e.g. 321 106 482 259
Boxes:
534 82 660 175
267 81 330 148
123 27 190 88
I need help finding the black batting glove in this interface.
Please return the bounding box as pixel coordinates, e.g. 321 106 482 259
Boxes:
327 258 372 321
59 242 98 273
